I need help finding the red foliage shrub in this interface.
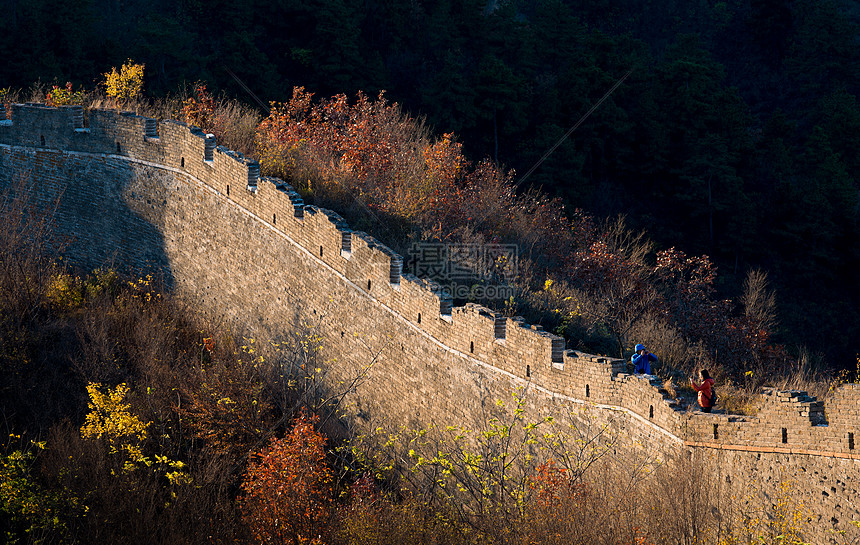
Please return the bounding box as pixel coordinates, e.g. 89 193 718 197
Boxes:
254 87 786 377
181 83 217 132
239 411 333 545
255 88 576 257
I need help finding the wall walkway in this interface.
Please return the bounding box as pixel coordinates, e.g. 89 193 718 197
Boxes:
1 104 858 539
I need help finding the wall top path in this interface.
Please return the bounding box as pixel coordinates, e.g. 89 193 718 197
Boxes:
1 102 859 460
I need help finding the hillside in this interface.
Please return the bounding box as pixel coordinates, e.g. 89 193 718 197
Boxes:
2 0 859 366
2 102 860 543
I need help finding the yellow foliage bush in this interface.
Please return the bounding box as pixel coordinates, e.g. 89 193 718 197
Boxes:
85 267 119 299
47 268 120 311
45 82 86 107
0 446 79 540
81 382 149 462
47 273 84 310
720 479 811 545
80 382 190 484
103 60 145 103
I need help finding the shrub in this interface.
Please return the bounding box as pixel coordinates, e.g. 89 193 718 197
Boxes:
80 382 150 465
0 445 81 544
46 272 85 310
103 60 145 103
181 82 216 131
179 83 260 156
45 82 86 107
0 87 13 119
240 411 334 545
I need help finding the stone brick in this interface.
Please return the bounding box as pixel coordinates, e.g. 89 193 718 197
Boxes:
1 103 859 543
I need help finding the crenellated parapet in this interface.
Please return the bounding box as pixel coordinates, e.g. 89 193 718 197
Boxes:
0 101 572 383
682 386 860 461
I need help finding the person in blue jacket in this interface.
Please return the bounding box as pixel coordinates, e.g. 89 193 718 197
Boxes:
631 344 658 374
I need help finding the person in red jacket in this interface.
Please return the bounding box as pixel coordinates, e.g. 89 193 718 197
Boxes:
690 369 715 412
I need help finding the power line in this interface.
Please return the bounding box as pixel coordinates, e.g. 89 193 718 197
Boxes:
516 70 632 188
224 66 270 113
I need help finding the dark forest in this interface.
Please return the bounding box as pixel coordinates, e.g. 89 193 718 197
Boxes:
2 0 859 367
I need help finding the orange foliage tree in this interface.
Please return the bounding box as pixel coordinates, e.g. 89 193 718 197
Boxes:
180 351 276 461
254 87 785 377
181 83 217 132
239 411 333 545
255 87 576 267
255 87 456 227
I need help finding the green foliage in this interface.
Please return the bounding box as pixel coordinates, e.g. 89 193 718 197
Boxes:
45 82 86 107
252 80 798 378
86 267 119 297
0 445 79 544
6 4 860 539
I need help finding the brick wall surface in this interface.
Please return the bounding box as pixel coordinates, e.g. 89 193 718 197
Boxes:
1 104 858 541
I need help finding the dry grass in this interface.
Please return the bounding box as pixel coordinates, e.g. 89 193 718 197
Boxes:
41 421 247 544
628 317 712 374
768 348 836 401
6 81 261 159
1 87 21 119
507 452 723 545
87 93 182 121
331 419 846 545
204 98 261 157
0 176 59 324
88 90 261 157
715 383 765 416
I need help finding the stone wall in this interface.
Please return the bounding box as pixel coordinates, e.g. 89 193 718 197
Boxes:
1 103 858 540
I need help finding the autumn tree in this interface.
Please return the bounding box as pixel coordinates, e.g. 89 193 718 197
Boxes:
103 59 145 104
80 382 190 483
180 349 277 461
181 82 217 131
81 382 150 463
239 411 334 545
654 247 724 342
561 217 656 357
255 87 577 285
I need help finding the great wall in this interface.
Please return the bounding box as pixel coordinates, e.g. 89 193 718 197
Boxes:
1 103 858 540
